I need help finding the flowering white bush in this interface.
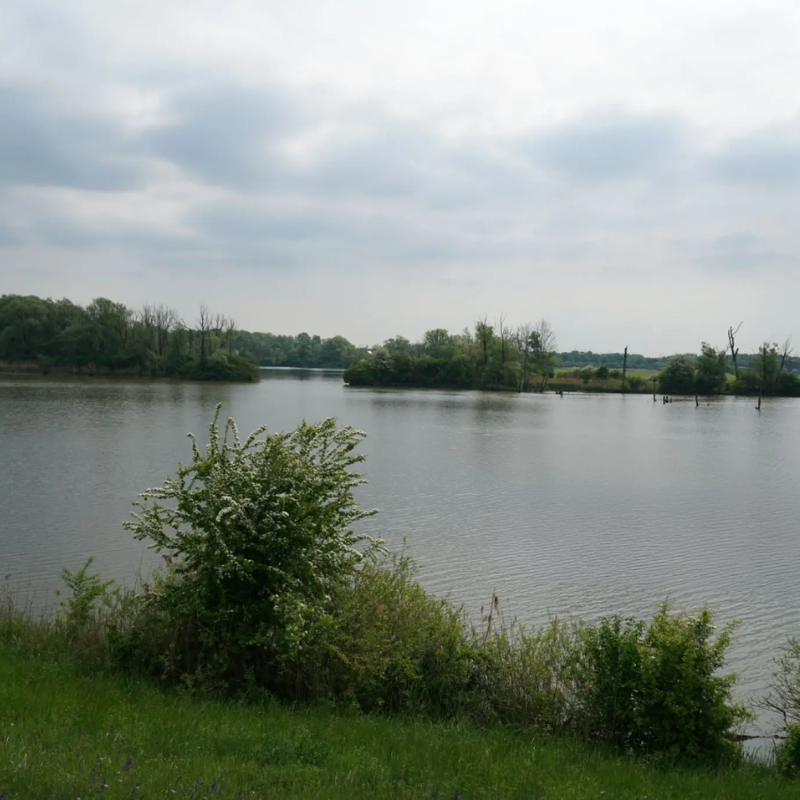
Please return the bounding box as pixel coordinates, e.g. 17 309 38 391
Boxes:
123 405 383 686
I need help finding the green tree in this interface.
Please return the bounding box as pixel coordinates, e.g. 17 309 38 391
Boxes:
475 317 494 370
748 339 793 395
423 328 451 358
694 343 727 395
318 335 357 368
294 332 314 366
0 295 50 360
530 320 558 391
658 355 696 394
383 335 414 355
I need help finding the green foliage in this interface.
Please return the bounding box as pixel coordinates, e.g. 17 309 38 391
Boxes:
731 370 762 395
626 374 645 392
316 555 478 715
776 723 800 777
580 605 748 762
121 407 383 692
761 637 800 727
695 343 728 394
181 350 259 381
581 616 644 748
342 360 375 386
59 558 116 631
473 607 585 732
344 317 557 392
235 329 363 368
658 354 697 394
0 294 258 381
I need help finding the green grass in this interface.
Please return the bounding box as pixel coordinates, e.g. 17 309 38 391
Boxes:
0 652 794 800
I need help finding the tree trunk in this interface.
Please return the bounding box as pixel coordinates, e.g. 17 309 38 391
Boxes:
621 346 628 394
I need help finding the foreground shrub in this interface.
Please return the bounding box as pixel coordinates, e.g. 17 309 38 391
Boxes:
472 601 585 731
776 723 800 777
120 406 383 692
579 605 749 762
313 554 478 714
761 637 800 726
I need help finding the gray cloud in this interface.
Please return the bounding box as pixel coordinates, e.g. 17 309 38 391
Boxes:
189 198 455 270
527 116 685 183
0 221 21 246
707 130 800 187
682 232 794 273
144 82 303 190
0 84 141 191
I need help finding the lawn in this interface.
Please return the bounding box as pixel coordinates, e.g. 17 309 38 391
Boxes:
0 652 795 800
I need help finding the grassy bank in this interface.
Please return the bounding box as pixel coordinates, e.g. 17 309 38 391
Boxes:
0 651 795 800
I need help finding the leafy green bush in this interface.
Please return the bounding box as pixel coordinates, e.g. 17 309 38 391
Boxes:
626 375 645 392
311 554 478 714
580 615 644 748
120 407 383 692
181 352 259 381
658 355 696 394
59 558 116 631
776 723 800 777
760 636 800 744
579 605 748 762
343 361 375 386
473 607 585 731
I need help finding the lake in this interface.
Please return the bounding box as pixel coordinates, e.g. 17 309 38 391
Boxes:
2 369 799 731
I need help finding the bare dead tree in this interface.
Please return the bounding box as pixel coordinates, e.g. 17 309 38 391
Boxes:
497 312 508 367
621 346 628 393
225 316 238 355
140 303 156 351
535 319 557 354
774 337 793 392
531 319 558 392
197 303 212 363
475 315 493 369
516 322 533 392
728 323 742 379
153 305 177 358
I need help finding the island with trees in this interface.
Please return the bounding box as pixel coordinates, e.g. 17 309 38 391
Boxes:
343 316 800 398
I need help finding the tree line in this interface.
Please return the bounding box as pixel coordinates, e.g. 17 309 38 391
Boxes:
0 294 257 381
234 330 366 369
657 339 800 397
344 316 560 390
4 297 797 396
343 316 800 397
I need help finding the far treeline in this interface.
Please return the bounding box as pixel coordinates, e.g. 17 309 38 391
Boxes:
3 296 799 396
343 317 800 397
0 294 258 381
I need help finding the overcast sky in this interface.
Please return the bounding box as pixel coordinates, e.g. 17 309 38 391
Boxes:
1 1 799 353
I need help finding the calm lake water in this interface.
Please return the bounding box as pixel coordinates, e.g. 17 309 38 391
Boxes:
2 369 799 731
